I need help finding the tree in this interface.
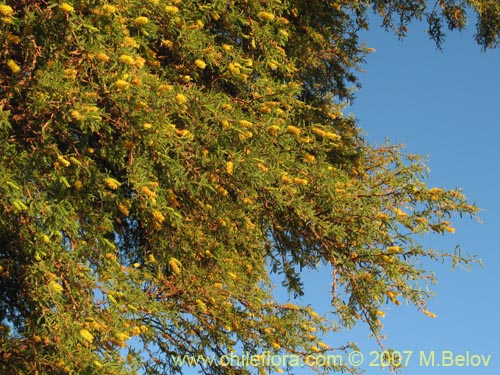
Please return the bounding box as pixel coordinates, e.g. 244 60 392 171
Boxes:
0 1 495 374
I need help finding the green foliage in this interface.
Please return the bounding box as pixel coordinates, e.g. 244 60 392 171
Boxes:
0 1 493 374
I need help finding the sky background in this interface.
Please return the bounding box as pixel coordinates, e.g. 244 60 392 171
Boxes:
293 17 500 375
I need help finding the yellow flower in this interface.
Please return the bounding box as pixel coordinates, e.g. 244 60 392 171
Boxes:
286 125 301 136
324 131 341 141
168 257 182 274
271 342 281 350
195 59 206 69
239 120 253 127
74 180 83 191
93 361 104 368
281 174 292 184
257 11 275 21
95 52 110 62
375 310 386 318
444 225 456 234
148 254 156 263
227 272 237 280
159 84 173 92
226 161 234 175
116 332 131 342
0 5 14 17
6 59 20 73
152 210 165 223
222 43 232 51
196 299 207 312
134 56 146 68
130 326 142 336
304 153 315 162
101 4 116 15
122 36 139 48
164 5 179 14
141 186 156 199
119 54 135 65
118 203 129 216
175 93 188 105
80 329 94 343
422 309 437 318
386 246 401 253
49 280 63 294
311 126 327 137
134 16 149 26
228 62 241 74
293 177 308 186
317 341 329 349
104 177 121 190
57 155 71 167
115 79 130 90
215 185 228 196
59 2 75 13
267 125 280 136
64 68 77 79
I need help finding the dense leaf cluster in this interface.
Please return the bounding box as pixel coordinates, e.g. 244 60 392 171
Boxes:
0 1 492 374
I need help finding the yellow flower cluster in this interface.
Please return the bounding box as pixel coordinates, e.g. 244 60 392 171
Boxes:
6 59 20 73
168 257 182 274
59 2 75 13
0 4 14 17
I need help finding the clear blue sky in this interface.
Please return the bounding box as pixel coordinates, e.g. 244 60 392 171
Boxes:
294 19 500 375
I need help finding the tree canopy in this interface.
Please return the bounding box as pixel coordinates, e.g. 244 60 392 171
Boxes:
0 1 495 374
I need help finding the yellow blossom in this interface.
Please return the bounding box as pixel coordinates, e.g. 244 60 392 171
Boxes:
74 180 83 191
115 79 130 90
239 120 253 127
196 299 208 312
63 68 77 79
258 11 275 21
195 59 207 69
57 155 71 167
6 59 20 73
93 361 104 368
104 177 121 190
122 36 139 48
387 246 401 253
271 342 281 350
119 54 135 65
281 174 292 184
169 257 182 274
49 280 63 294
95 52 110 62
444 225 456 233
222 43 232 51
134 16 149 26
59 3 75 13
118 203 129 216
164 5 179 14
267 125 280 136
101 4 116 15
226 161 234 175
152 210 165 223
293 177 308 186
80 329 94 343
0 5 14 17
286 125 301 136
376 310 386 318
116 332 131 342
423 309 437 318
141 186 156 199
175 93 188 105
227 272 237 280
